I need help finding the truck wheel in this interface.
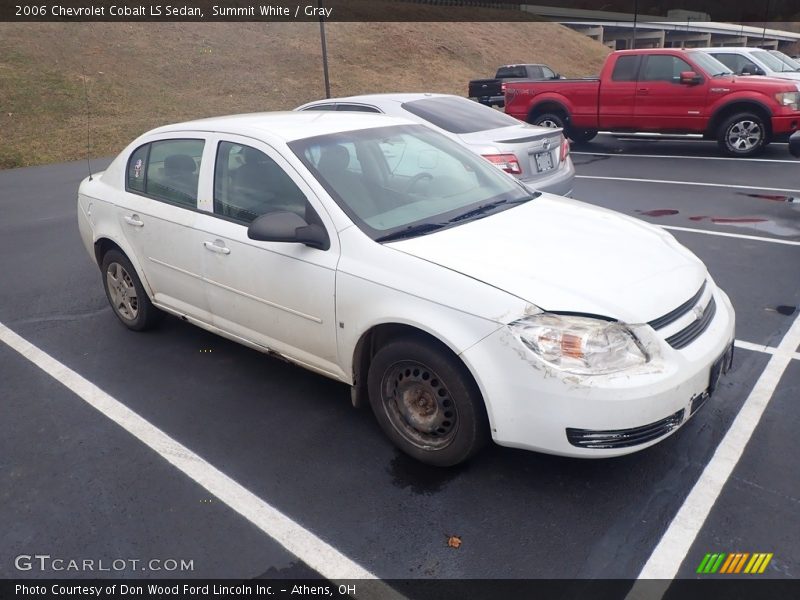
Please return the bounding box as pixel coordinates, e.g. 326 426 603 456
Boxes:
569 129 598 143
367 338 489 467
532 113 566 129
717 113 766 157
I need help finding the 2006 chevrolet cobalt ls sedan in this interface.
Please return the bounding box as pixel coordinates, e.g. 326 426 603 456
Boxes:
77 111 735 466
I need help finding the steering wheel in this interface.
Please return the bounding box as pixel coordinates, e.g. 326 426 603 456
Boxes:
405 172 434 193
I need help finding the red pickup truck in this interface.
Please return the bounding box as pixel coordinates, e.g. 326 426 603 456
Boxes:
504 48 800 157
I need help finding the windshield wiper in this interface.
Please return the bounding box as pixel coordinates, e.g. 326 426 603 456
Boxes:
375 222 448 243
448 195 534 224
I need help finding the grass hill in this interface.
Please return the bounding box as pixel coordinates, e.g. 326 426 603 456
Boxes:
0 21 610 168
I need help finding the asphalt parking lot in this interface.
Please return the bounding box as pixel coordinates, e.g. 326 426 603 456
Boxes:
1 135 799 590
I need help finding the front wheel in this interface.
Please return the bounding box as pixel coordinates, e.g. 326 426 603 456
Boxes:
367 338 489 466
717 113 767 157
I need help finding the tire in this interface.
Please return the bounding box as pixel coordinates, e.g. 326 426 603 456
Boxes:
532 112 566 130
100 249 160 331
569 129 598 143
367 338 489 467
717 112 767 157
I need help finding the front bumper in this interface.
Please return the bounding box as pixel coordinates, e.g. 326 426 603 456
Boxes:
771 114 800 136
461 287 736 457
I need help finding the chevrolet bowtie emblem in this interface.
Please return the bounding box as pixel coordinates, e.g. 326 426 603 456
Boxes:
693 304 705 320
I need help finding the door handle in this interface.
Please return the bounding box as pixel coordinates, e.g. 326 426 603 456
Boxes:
124 215 144 227
637 88 649 94
203 241 231 255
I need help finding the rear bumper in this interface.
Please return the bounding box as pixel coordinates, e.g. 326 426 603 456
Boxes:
520 156 575 198
470 95 505 107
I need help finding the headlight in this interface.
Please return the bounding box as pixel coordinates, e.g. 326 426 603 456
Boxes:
510 313 648 375
775 91 800 110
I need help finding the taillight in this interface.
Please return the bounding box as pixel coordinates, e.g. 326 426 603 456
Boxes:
560 136 570 162
482 153 522 175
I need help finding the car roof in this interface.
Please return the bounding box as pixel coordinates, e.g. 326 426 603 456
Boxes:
694 47 764 53
143 110 415 142
297 93 467 109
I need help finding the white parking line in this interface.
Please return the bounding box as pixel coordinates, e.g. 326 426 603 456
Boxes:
0 321 404 597
628 312 800 597
572 151 799 164
575 175 800 194
734 339 800 361
735 339 777 356
659 225 800 247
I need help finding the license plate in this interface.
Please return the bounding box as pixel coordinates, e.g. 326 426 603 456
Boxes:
534 151 554 173
709 342 734 395
691 342 734 416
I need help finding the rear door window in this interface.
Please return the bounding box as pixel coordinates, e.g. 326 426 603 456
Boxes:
611 55 641 81
126 139 204 208
336 104 382 113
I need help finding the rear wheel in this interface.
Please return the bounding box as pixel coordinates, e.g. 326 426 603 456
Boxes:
101 250 160 331
568 129 598 143
367 338 489 467
717 112 767 157
532 112 566 130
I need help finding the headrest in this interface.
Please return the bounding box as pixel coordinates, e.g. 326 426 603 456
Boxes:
318 145 350 174
164 154 196 174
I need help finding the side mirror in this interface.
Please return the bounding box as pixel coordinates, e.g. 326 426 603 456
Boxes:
679 71 702 85
247 211 330 250
741 65 764 76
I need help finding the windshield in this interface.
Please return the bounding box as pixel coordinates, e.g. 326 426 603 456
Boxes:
769 50 800 72
288 124 533 241
401 96 522 134
690 52 733 76
751 50 787 72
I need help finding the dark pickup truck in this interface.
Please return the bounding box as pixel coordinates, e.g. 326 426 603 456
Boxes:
468 64 561 108
505 48 800 156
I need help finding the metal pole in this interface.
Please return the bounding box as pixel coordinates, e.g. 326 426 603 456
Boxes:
319 0 331 98
761 0 770 46
631 0 638 50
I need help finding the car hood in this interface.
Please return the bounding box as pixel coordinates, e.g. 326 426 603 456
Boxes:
387 195 707 324
718 74 800 89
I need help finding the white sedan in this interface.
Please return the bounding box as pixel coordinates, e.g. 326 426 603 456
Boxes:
296 93 575 197
77 111 735 466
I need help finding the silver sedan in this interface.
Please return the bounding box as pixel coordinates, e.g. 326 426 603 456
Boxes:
295 93 575 197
